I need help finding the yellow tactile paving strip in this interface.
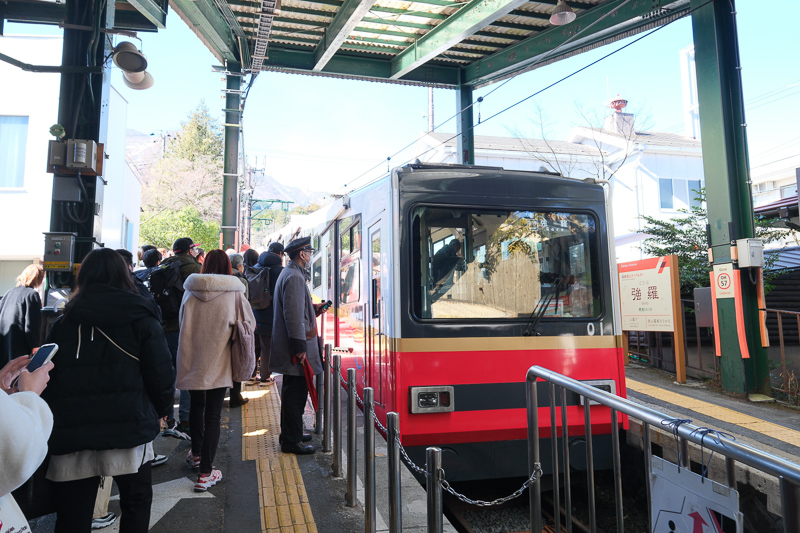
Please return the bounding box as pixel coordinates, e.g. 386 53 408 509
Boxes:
241 382 318 533
626 378 800 448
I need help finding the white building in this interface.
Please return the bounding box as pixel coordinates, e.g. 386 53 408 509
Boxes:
414 102 705 262
0 34 141 293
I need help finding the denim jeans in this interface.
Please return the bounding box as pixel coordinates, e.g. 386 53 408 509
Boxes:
165 330 191 424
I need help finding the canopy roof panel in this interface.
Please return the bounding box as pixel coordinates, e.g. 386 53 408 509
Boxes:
1 0 690 88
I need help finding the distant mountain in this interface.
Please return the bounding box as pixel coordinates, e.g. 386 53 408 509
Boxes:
252 175 329 208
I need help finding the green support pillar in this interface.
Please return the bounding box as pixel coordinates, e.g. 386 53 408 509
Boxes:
691 0 768 395
456 70 474 165
221 63 241 250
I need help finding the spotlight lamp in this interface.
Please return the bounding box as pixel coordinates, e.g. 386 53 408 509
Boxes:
112 42 154 90
549 0 576 25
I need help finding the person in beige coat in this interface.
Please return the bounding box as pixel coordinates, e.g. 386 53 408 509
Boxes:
176 250 255 492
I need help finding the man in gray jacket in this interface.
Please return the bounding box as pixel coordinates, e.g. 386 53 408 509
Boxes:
270 237 326 454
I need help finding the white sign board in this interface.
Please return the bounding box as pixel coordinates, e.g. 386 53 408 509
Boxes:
618 256 675 332
650 456 742 533
713 263 735 299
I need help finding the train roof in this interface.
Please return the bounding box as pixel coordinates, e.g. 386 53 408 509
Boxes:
394 163 607 202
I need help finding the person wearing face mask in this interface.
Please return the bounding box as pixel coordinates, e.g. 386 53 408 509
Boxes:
269 237 327 455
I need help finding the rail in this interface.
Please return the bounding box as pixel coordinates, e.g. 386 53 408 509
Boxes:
319 347 544 533
526 365 800 533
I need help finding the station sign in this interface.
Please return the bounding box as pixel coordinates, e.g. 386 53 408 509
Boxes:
618 256 675 332
650 456 742 533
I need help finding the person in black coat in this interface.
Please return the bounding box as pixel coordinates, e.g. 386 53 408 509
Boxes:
0 264 45 365
42 248 175 533
252 243 284 385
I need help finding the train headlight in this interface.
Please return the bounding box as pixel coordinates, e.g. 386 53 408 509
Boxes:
409 386 455 414
578 379 616 406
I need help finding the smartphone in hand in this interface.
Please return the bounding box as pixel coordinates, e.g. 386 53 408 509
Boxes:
11 343 58 388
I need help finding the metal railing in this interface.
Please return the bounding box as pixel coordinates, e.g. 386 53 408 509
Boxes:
526 365 800 533
322 347 544 533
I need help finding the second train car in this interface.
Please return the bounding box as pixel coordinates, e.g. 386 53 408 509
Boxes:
302 163 626 481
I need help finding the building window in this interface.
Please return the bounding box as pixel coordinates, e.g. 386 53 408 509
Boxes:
0 116 29 188
659 178 702 210
122 216 134 251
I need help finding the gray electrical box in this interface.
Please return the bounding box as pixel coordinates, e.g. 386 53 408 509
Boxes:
65 139 98 172
736 238 764 268
694 287 713 327
43 232 77 272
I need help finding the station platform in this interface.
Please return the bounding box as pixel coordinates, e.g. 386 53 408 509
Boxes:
29 376 455 533
28 363 800 533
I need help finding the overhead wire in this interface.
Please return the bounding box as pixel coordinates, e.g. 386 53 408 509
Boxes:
338 0 713 194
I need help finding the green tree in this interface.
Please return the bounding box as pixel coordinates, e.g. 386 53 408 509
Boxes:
139 206 220 251
639 188 790 294
165 100 224 162
140 102 224 246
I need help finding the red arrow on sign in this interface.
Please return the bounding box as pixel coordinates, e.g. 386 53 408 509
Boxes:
689 511 709 533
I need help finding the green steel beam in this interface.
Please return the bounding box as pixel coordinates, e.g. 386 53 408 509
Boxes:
313 0 377 70
390 0 529 79
362 16 433 30
274 35 321 45
171 0 240 63
690 0 766 395
341 42 402 53
348 35 411 46
464 0 690 86
475 29 525 40
457 71 474 164
126 0 167 28
273 26 325 36
262 44 459 85
0 0 160 31
222 62 241 250
370 6 447 20
278 5 335 17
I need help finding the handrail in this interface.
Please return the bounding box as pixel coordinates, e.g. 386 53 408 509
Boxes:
761 307 800 317
526 365 800 485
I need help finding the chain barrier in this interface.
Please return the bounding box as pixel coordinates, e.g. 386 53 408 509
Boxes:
441 464 544 507
334 366 543 506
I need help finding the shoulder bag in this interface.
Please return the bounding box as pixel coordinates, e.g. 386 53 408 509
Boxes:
230 292 256 382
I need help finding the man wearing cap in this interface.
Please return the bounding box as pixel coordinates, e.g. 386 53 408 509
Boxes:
159 237 202 437
270 237 327 454
252 242 284 386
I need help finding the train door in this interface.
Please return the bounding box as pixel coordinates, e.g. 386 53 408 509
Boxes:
366 222 384 405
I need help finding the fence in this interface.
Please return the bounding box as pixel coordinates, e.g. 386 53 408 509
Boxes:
526 365 800 533
317 348 800 532
761 308 800 405
319 348 543 533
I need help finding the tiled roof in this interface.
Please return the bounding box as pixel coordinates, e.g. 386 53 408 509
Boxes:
423 132 605 158
766 246 800 271
578 128 702 148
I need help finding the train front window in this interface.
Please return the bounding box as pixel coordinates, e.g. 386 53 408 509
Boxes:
412 207 601 320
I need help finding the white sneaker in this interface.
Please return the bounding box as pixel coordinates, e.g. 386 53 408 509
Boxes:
194 469 222 492
152 454 168 467
91 512 117 529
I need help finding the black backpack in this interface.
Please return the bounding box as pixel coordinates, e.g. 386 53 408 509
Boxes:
245 265 272 309
148 260 184 320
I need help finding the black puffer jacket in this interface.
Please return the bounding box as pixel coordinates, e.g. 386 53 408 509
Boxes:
42 284 175 455
252 251 283 333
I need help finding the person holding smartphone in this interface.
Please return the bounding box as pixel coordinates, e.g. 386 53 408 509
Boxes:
0 355 55 532
41 248 175 533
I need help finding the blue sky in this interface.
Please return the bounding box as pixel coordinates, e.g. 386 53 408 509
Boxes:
8 0 800 194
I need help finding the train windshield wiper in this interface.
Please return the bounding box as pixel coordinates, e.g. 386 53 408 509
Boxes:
523 279 563 337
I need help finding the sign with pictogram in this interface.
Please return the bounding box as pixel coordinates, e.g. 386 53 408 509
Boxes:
650 456 741 533
713 264 735 299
